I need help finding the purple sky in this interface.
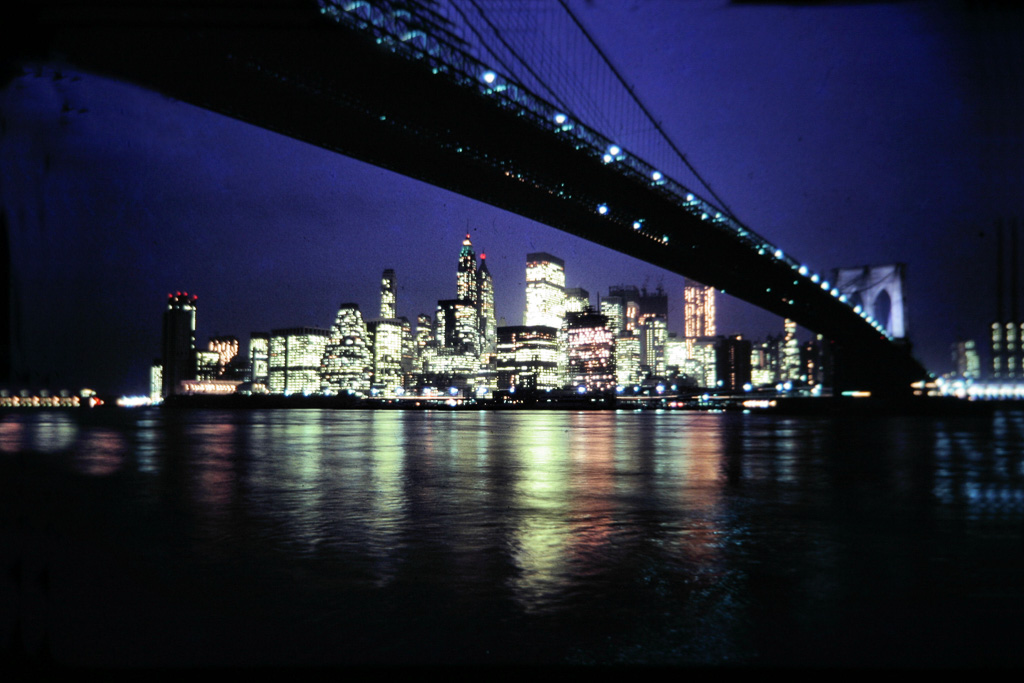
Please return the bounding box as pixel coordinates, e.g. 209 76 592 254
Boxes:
2 0 1023 395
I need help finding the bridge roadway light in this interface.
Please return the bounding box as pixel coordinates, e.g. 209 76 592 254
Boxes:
481 70 497 85
633 220 643 230
597 203 609 215
554 113 567 124
651 171 663 181
798 265 808 276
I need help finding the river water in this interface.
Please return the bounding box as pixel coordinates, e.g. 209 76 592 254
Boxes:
2 408 1023 666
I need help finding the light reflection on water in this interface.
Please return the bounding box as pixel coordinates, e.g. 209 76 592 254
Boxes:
2 408 1023 665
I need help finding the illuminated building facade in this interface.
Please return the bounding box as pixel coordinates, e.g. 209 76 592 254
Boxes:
415 314 433 369
477 254 497 358
564 287 590 315
268 327 330 395
321 303 373 395
380 269 397 319
566 309 615 392
496 325 559 391
161 292 197 397
614 332 641 386
684 281 716 341
524 252 566 328
781 319 801 381
249 332 269 388
150 361 162 403
369 319 404 394
196 350 221 381
457 234 478 307
208 336 239 369
606 285 640 333
641 316 668 377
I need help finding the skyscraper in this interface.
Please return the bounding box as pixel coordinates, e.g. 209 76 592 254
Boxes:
457 234 478 307
683 281 716 339
477 252 496 358
566 308 615 392
161 292 197 397
524 252 566 328
320 303 373 395
268 327 329 395
380 269 397 319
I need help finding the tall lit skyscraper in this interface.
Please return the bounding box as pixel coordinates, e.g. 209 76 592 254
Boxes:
161 292 198 397
781 319 800 381
524 252 566 328
684 281 716 339
380 269 397 319
457 234 478 307
249 332 269 388
321 303 373 395
641 316 668 377
477 253 496 357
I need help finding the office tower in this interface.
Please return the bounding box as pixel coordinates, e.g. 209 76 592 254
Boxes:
564 287 590 315
781 319 801 381
524 252 566 328
614 332 641 386
320 303 372 395
666 334 687 373
436 299 481 354
457 234 478 307
415 314 433 368
477 253 497 358
607 285 641 333
368 319 404 395
685 339 718 388
195 350 221 381
600 296 624 337
640 316 668 377
566 309 615 392
268 327 330 395
149 361 162 403
496 325 560 391
751 339 778 387
161 292 197 397
380 269 397 319
716 335 752 392
683 281 716 339
249 332 270 388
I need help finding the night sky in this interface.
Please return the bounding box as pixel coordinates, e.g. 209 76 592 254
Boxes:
2 0 1023 395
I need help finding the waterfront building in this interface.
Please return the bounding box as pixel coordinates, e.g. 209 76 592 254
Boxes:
496 325 560 391
716 335 752 392
268 327 330 395
320 303 373 395
149 361 162 403
415 314 433 369
524 252 566 328
665 335 687 374
249 332 269 388
566 309 615 392
208 336 239 370
564 287 590 315
687 338 718 388
368 319 404 395
195 350 221 381
161 292 197 397
614 332 641 386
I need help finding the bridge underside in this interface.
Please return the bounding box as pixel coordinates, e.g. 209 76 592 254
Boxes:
10 1 927 396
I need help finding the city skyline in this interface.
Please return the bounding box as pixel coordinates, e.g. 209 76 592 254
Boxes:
3 1 1023 394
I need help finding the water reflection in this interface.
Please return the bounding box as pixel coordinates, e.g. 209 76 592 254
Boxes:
2 408 1022 665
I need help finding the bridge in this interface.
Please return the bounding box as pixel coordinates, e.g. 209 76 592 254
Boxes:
6 0 927 396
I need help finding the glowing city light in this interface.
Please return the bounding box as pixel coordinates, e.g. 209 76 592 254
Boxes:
597 203 609 215
651 171 663 181
554 113 567 125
